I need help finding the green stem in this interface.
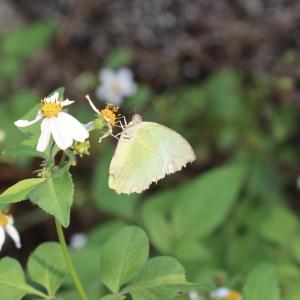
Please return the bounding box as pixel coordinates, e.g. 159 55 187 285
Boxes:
55 219 89 300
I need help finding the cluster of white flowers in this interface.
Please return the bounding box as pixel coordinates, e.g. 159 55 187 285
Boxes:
96 68 136 105
0 213 21 251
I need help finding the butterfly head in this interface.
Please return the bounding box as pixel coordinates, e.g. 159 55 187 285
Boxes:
131 114 142 125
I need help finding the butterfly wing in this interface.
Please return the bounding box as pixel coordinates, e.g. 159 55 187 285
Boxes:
109 122 196 194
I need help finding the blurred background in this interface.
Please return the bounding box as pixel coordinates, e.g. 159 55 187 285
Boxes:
0 0 300 299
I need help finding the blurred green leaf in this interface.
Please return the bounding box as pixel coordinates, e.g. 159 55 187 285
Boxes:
2 21 56 59
243 263 280 300
172 164 246 240
257 205 298 246
92 145 139 218
104 47 133 69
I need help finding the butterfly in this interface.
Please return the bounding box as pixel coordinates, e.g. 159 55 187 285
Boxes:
109 114 196 194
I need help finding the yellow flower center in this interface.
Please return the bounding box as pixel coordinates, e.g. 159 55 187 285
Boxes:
0 213 9 227
41 102 62 117
100 104 119 126
226 291 242 300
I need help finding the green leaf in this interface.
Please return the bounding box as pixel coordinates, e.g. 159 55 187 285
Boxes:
92 146 139 218
29 170 74 227
243 263 280 300
124 257 190 300
28 242 67 296
100 226 149 293
104 47 133 69
0 178 46 204
100 295 126 300
140 190 176 253
172 164 246 240
0 257 41 300
257 205 298 246
2 21 56 59
88 220 126 247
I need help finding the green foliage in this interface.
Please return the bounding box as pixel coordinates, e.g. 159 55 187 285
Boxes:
0 178 46 204
28 242 67 296
92 146 139 218
141 164 246 254
243 263 280 300
0 243 66 299
99 226 149 293
100 226 194 299
29 170 74 227
104 47 133 69
0 258 37 300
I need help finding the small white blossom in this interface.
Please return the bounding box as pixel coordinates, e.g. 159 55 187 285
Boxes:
0 129 5 143
15 92 89 152
0 213 21 251
96 68 137 105
189 290 200 300
210 287 242 300
69 233 87 250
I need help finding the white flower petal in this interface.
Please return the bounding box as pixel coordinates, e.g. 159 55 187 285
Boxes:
14 111 43 127
96 86 122 105
5 224 21 249
210 287 230 298
37 118 51 152
49 116 73 150
61 99 75 107
47 91 59 103
118 68 136 96
85 121 94 131
0 227 5 251
100 68 115 83
59 112 89 142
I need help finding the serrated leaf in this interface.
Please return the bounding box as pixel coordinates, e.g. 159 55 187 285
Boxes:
0 178 46 204
0 257 41 300
243 263 280 300
100 226 149 293
124 257 190 300
28 242 67 296
173 164 246 240
29 170 74 227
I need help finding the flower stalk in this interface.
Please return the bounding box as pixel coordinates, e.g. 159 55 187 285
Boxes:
55 219 89 300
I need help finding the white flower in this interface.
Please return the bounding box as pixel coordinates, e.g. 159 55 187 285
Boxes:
96 68 137 105
0 213 21 251
189 290 200 300
210 287 242 300
14 92 89 152
0 129 5 143
69 232 87 250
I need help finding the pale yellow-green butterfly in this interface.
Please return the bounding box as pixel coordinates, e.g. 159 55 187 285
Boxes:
109 114 196 194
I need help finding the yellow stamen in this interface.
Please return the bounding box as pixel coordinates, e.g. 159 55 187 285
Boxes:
226 291 242 300
41 102 62 117
100 104 119 126
0 213 9 227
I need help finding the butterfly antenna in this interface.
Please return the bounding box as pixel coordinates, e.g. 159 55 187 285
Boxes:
85 94 99 114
